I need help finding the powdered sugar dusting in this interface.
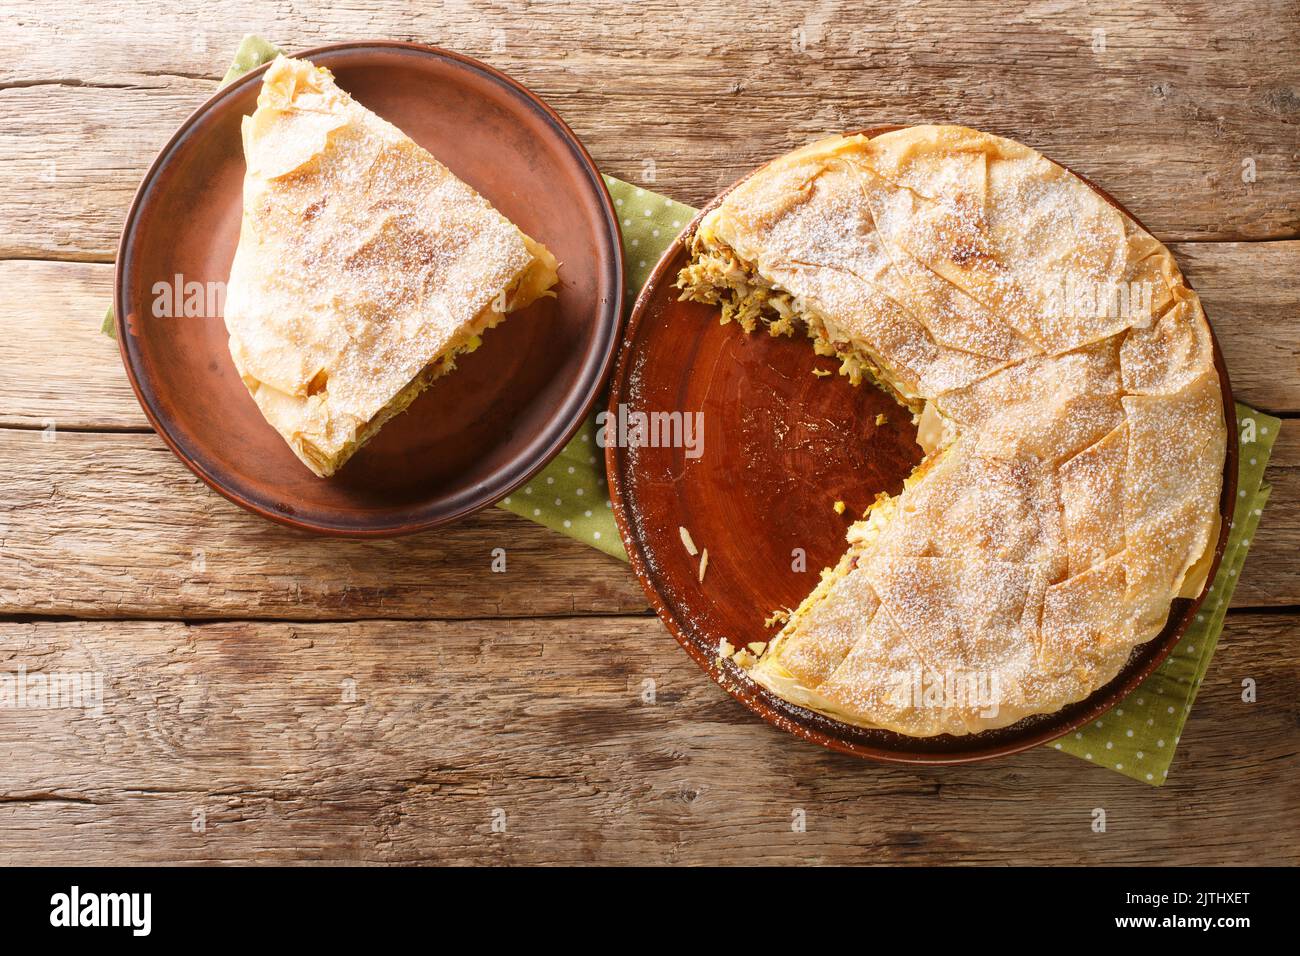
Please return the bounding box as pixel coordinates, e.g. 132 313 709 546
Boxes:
225 56 542 471
681 125 1226 736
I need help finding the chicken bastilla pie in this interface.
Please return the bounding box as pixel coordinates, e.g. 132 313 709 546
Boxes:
677 125 1226 736
224 56 559 477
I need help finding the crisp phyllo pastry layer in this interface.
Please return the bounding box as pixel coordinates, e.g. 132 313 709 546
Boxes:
679 126 1225 736
224 56 558 476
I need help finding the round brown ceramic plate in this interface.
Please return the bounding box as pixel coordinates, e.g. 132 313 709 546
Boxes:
607 127 1237 764
116 41 623 535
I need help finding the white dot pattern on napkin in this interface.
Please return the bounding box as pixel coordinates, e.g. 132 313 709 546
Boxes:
1053 404 1277 786
495 176 696 561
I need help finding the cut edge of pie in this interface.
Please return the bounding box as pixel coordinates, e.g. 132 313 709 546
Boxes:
308 234 559 478
676 126 1226 736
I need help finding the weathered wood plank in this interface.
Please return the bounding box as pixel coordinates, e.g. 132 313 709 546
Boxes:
1231 427 1298 609
1 423 1291 615
0 428 647 620
0 612 1293 865
0 261 143 430
0 256 1294 617
1174 242 1300 416
1 0 1297 259
2 241 1298 433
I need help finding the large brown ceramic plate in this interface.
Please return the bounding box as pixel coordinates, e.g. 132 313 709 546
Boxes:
607 127 1237 764
116 41 623 535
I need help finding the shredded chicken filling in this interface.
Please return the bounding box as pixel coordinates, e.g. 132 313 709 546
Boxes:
677 236 924 413
676 231 963 727
317 239 558 474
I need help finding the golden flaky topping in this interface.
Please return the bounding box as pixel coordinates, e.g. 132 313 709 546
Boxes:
224 56 558 476
683 126 1225 736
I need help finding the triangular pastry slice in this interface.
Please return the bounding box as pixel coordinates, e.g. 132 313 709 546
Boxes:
223 56 558 476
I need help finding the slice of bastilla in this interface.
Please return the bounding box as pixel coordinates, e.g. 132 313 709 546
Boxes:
223 55 559 477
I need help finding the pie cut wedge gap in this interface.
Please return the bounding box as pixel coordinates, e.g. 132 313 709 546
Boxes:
223 55 559 477
676 125 1226 737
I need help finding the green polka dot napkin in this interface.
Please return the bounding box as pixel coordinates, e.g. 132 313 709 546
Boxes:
1052 405 1276 784
496 178 693 561
105 36 1278 784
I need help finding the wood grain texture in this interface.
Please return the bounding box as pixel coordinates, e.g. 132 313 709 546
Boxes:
1230 427 1298 608
0 0 1296 866
0 427 646 620
0 261 143 431
1172 242 1300 417
0 259 1293 617
0 387 1293 620
0 422 1292 616
2 242 1298 433
0 248 1293 618
1 0 1297 260
0 612 1293 865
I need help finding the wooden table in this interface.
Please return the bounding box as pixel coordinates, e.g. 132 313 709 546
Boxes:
1 1 1296 866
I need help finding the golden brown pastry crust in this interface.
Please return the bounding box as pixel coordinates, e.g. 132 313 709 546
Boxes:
685 126 1225 736
224 56 558 477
